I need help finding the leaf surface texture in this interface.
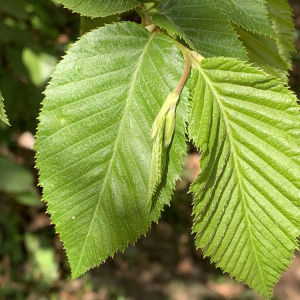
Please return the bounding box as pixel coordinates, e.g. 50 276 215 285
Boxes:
266 0 295 67
189 57 300 299
211 0 274 37
234 0 295 80
35 22 189 277
152 0 247 60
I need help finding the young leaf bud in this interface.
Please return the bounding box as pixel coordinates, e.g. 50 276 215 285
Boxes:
164 105 176 148
146 122 164 210
151 91 179 140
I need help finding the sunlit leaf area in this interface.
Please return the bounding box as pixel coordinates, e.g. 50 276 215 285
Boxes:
1 0 300 299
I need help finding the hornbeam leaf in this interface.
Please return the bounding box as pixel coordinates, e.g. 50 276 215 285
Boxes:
189 57 300 299
0 91 9 125
152 0 247 60
56 0 138 17
234 25 290 80
35 22 189 277
234 0 295 81
211 0 275 37
266 0 296 67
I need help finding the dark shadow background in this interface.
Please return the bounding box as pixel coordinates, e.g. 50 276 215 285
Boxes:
0 1 300 299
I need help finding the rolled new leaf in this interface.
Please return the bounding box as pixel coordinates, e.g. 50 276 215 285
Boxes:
147 48 190 209
151 91 179 140
147 90 180 209
146 122 165 210
164 105 176 148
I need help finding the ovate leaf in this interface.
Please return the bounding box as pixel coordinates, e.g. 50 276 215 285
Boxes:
56 0 138 17
152 0 247 60
211 0 275 37
35 22 189 277
189 57 300 299
0 91 9 125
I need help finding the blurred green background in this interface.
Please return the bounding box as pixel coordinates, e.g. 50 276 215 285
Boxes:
0 1 300 300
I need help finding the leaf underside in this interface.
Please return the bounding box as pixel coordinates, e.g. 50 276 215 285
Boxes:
35 22 189 277
189 57 300 299
0 91 9 125
152 0 247 60
56 0 138 17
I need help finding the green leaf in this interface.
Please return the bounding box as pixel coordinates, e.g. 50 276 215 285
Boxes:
147 122 165 209
211 0 275 37
0 91 9 125
266 0 295 67
189 57 300 299
233 0 295 81
234 25 289 80
56 0 138 17
35 22 189 277
152 0 247 60
147 89 183 209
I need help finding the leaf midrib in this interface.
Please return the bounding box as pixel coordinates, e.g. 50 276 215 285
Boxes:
196 64 270 298
74 32 155 275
